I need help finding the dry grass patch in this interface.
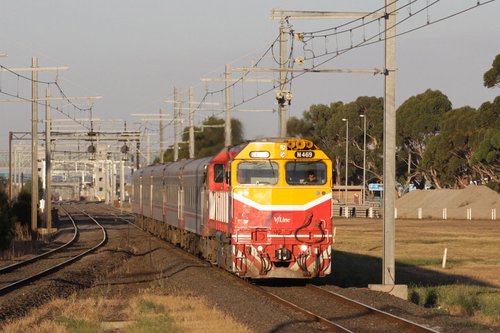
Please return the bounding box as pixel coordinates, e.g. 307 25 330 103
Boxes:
132 294 252 333
332 218 500 326
409 284 500 326
0 291 252 333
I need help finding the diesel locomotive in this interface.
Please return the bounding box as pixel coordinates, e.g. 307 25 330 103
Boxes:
132 138 334 278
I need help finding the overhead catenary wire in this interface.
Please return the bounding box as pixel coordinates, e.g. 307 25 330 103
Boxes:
0 64 94 129
202 0 495 116
146 0 495 155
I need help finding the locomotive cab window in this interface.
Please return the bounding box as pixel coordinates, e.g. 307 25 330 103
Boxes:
213 164 224 183
237 161 279 185
285 161 326 185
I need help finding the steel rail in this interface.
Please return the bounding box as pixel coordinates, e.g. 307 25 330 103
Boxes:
306 285 440 333
107 203 353 332
0 205 78 274
0 205 107 296
244 281 354 333
89 204 142 231
103 202 439 332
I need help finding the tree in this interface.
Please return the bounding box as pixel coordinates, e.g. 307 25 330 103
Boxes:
396 89 452 187
287 96 384 185
11 188 32 229
162 116 244 162
419 98 499 189
0 184 15 250
420 107 477 188
483 54 500 88
470 97 500 184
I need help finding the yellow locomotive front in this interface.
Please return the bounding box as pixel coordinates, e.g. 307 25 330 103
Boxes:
230 139 333 278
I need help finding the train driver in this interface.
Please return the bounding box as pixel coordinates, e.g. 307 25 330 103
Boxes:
306 170 318 184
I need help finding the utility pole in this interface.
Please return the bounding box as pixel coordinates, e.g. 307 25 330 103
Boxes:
159 108 164 163
360 114 367 205
8 132 12 201
188 87 195 159
31 57 39 234
224 64 231 147
383 0 397 287
271 6 404 298
120 160 125 207
45 87 52 229
279 19 288 138
146 135 151 166
135 140 140 170
173 87 179 162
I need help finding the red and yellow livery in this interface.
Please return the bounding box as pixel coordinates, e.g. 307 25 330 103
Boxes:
132 138 333 278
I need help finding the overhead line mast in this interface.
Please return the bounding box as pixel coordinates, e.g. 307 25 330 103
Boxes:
271 3 402 298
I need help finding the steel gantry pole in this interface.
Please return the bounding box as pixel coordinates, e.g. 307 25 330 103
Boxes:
383 0 397 286
45 87 52 229
31 57 39 234
224 64 232 147
8 132 13 201
360 114 367 205
342 118 349 211
159 108 164 163
279 19 288 138
174 87 179 161
189 87 195 158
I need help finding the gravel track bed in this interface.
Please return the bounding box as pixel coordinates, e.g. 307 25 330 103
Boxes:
0 205 130 322
1 203 497 332
0 216 75 269
83 206 329 332
313 283 494 333
259 284 410 333
0 214 103 290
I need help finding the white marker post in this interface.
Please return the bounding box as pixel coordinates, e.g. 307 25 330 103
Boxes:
442 248 448 269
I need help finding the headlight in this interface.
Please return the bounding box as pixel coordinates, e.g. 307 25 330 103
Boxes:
300 244 308 252
257 245 263 252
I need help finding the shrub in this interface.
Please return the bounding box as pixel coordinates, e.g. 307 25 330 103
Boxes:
0 185 15 250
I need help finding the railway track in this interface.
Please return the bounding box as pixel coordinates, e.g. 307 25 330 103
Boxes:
249 281 441 333
96 204 441 332
307 284 440 333
0 204 107 296
0 207 78 274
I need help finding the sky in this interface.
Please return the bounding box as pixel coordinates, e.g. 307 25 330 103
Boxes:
0 0 499 157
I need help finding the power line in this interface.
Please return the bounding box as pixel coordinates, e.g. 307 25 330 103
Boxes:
0 63 94 128
209 0 495 114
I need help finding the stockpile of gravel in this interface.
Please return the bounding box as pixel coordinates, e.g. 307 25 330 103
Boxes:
396 185 500 220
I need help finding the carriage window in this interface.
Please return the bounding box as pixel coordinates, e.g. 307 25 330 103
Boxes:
214 164 224 183
285 161 326 185
237 161 279 185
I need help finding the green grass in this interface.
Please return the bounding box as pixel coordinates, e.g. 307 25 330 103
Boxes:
130 299 180 333
396 257 469 268
127 316 180 333
409 284 500 324
137 299 165 314
397 258 443 266
56 317 103 333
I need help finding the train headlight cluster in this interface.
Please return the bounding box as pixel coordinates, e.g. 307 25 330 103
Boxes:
250 151 270 159
300 244 308 252
257 245 263 252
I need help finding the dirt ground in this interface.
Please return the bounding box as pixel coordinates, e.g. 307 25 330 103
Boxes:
396 185 500 220
332 217 500 288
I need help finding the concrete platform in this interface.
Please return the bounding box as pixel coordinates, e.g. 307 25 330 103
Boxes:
368 284 408 300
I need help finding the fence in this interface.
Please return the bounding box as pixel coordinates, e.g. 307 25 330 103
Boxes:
334 205 498 220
